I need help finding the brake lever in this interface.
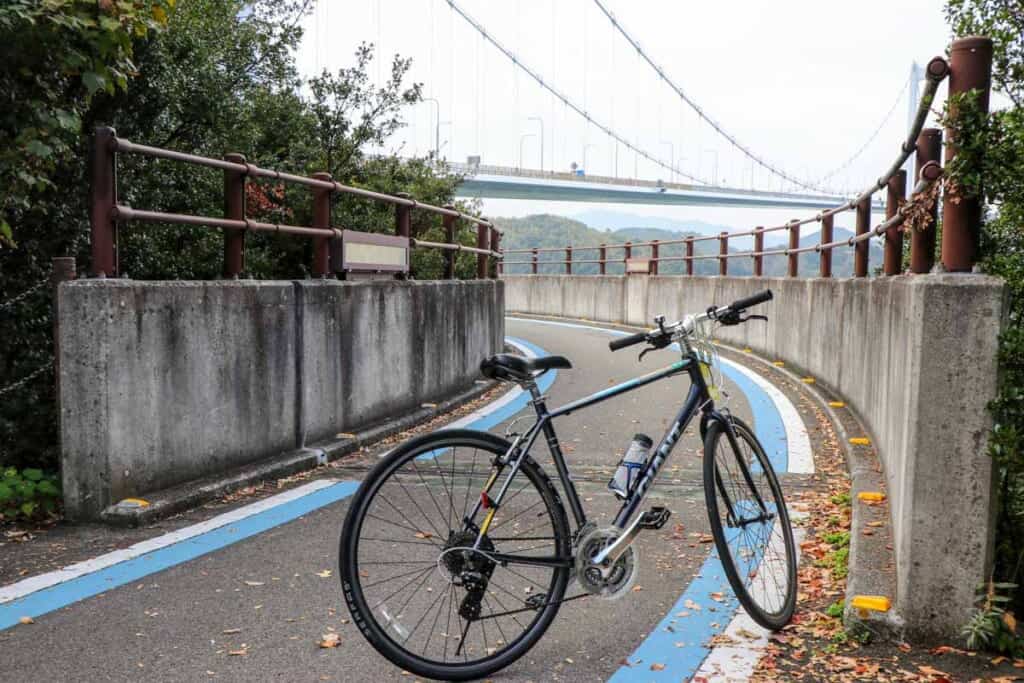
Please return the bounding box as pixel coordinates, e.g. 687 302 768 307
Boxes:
740 314 768 323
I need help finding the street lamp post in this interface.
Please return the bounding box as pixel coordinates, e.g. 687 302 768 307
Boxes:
701 148 719 185
582 143 598 174
527 116 544 172
519 133 536 169
424 98 440 156
660 140 674 183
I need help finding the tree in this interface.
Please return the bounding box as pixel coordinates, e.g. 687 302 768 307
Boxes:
0 0 472 474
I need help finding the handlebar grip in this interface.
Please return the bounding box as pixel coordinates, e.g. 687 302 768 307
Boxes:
729 289 773 311
609 332 648 351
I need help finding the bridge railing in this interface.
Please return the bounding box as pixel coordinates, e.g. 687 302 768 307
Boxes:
503 41 989 279
88 127 502 280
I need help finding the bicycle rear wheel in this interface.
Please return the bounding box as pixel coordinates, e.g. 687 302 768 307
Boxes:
703 416 797 630
339 429 571 681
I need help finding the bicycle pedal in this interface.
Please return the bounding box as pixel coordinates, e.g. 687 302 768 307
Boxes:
637 506 671 530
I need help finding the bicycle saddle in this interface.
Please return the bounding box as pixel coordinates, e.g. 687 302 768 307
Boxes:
480 353 572 382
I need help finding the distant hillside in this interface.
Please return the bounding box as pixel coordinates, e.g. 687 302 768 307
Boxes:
495 214 883 278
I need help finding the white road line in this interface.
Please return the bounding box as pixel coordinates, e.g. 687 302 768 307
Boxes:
719 357 814 474
0 479 339 605
692 514 808 682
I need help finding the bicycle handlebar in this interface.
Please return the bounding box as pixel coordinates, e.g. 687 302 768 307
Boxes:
608 289 774 353
609 331 649 351
728 289 773 313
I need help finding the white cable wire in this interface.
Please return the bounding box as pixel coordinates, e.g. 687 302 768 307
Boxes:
445 0 712 185
591 0 848 195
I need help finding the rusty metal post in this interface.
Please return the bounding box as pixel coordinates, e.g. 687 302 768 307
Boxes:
650 240 659 275
395 193 412 280
476 223 489 279
599 244 607 275
531 248 538 274
911 129 942 273
854 198 871 277
788 221 800 277
753 227 764 277
942 36 993 272
490 227 500 278
311 172 332 278
442 208 457 279
221 153 247 278
883 169 907 276
566 246 573 275
685 237 694 276
820 215 834 278
624 241 632 263
718 232 728 276
90 127 118 277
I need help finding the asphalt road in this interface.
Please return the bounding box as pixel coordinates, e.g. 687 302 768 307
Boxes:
1 317 817 683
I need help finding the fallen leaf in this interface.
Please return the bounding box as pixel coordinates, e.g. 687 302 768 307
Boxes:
222 628 242 635
319 633 341 649
18 616 33 625
228 648 248 656
414 531 433 539
650 663 665 671
316 570 332 578
243 581 264 587
710 592 725 602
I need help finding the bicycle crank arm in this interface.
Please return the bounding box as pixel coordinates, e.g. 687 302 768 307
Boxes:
590 507 670 567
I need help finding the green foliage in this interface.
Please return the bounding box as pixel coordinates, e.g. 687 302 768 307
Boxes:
945 0 1024 625
0 0 172 247
962 582 1024 656
815 528 851 580
825 600 845 619
0 466 61 523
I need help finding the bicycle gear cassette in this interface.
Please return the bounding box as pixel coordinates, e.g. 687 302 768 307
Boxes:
574 525 638 599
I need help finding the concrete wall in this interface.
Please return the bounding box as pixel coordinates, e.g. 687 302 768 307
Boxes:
505 273 1004 641
58 279 503 520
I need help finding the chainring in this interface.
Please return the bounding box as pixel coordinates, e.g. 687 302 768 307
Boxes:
574 525 638 599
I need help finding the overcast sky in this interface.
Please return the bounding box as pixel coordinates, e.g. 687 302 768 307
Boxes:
297 0 959 232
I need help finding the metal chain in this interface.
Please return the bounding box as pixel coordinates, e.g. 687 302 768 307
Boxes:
0 363 50 397
0 277 49 312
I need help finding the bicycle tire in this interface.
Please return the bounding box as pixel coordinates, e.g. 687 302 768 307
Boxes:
340 429 571 681
703 417 797 630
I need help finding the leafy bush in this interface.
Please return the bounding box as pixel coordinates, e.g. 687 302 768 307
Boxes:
963 582 1024 657
0 467 61 522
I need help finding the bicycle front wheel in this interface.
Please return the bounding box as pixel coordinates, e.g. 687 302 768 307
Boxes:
703 416 797 630
339 429 571 681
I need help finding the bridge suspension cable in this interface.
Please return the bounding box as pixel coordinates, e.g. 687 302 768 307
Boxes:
814 73 912 187
591 0 873 196
444 0 714 186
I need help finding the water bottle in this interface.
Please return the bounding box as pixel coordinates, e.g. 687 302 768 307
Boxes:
608 434 653 499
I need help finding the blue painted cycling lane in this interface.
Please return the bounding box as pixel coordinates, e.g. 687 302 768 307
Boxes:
0 336 556 632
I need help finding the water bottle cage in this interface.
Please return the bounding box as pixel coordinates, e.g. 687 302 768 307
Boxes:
616 459 646 493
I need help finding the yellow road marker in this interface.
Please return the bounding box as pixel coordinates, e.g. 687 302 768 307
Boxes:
801 377 815 384
118 498 150 508
772 361 785 367
851 595 891 613
742 347 752 353
828 401 846 408
849 437 871 446
857 491 886 503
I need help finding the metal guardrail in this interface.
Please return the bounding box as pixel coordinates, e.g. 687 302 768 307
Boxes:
88 127 502 279
503 39 993 279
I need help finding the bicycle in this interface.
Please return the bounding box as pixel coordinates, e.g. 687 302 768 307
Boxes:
339 289 797 681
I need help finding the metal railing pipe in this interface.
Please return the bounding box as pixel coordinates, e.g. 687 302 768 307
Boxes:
820 214 833 278
788 220 800 277
854 197 871 277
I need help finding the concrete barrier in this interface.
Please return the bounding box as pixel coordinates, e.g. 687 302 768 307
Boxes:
505 273 1004 641
58 279 503 521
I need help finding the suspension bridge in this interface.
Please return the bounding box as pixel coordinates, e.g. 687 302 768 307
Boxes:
0 1 1008 681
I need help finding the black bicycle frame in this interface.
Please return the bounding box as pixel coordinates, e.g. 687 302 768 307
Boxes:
470 351 728 569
